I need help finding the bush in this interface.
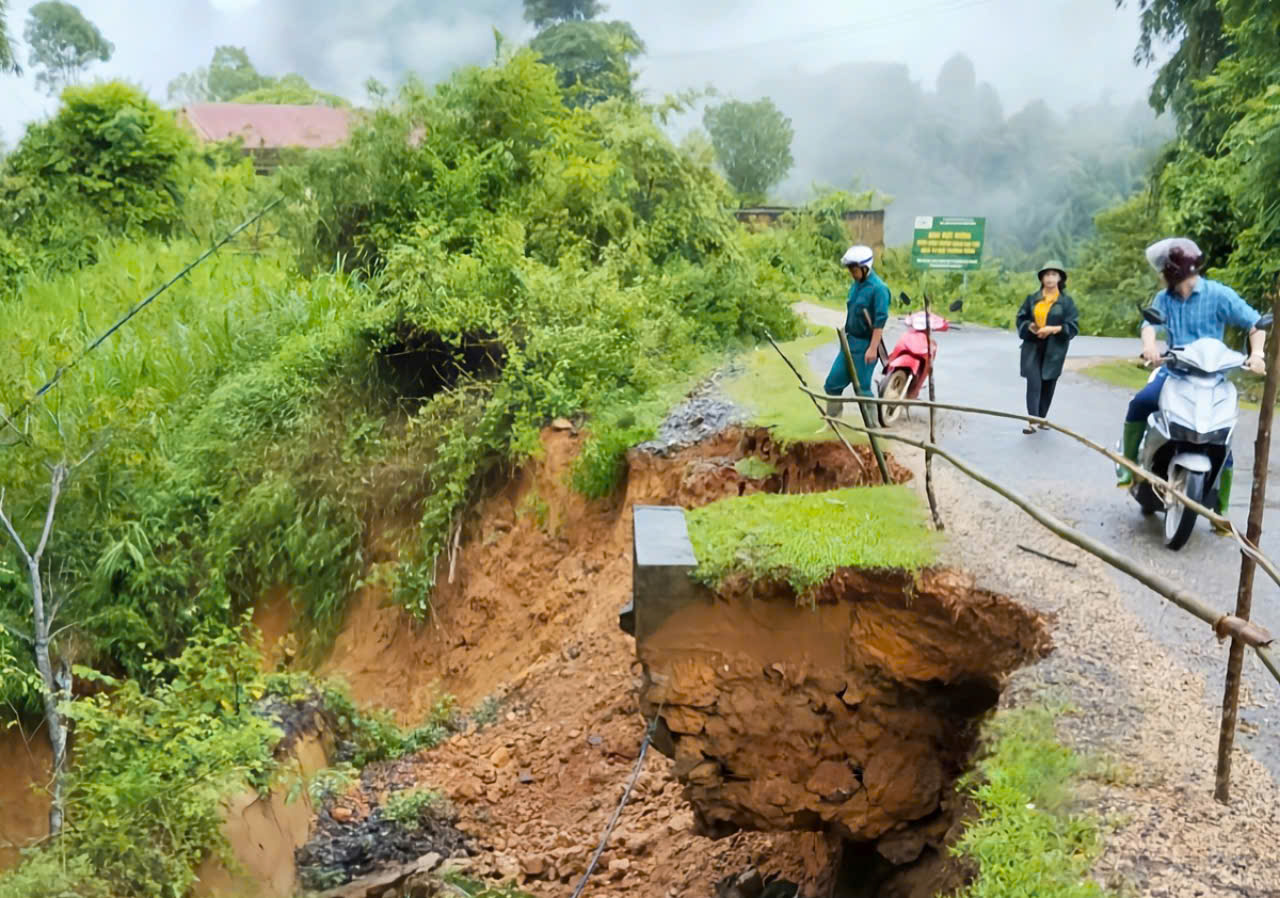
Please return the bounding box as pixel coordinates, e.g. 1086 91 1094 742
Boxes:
953 705 1113 898
0 82 200 275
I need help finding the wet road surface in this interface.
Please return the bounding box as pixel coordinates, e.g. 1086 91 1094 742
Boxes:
799 305 1279 777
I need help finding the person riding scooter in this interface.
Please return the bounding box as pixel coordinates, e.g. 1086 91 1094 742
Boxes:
1115 237 1267 518
823 244 889 418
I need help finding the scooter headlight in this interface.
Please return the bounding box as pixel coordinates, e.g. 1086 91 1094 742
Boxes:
1166 422 1231 444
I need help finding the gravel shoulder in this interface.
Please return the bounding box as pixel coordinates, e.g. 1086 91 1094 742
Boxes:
894 428 1280 897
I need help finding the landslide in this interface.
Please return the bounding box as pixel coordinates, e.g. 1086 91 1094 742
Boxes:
312 427 899 719
298 421 1046 897
298 426 902 896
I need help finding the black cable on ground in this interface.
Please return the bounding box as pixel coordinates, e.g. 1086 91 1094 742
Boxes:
568 707 663 898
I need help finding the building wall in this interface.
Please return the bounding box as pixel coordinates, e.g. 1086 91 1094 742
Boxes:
732 207 886 253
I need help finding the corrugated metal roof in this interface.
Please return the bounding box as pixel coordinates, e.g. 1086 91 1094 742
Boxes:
179 103 352 150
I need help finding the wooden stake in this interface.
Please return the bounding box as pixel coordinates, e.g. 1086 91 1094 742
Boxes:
1215 284 1280 803
836 328 892 484
921 293 944 530
802 388 1280 596
762 330 867 477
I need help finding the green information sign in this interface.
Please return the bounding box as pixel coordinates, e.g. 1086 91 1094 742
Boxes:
911 216 986 270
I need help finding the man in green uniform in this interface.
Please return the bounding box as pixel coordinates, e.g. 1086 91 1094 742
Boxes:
824 244 889 417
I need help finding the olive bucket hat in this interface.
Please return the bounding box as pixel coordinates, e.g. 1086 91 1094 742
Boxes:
1037 260 1068 285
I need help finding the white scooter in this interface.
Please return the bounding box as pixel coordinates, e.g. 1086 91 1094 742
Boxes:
1120 306 1272 550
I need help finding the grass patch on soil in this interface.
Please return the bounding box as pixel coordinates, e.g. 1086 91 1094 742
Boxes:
723 330 865 445
1079 359 1151 392
734 456 778 479
685 486 937 592
953 704 1115 898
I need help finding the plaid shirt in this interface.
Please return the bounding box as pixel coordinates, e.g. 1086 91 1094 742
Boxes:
1143 277 1260 347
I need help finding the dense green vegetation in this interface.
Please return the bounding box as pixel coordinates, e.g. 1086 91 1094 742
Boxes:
1074 0 1280 316
0 623 456 898
685 486 938 593
0 25 874 887
0 46 843 717
953 705 1115 898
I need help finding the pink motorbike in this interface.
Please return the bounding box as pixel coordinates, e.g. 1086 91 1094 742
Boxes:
876 308 952 426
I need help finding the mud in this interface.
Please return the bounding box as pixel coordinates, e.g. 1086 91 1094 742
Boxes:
627 428 909 508
316 427 900 724
637 568 1051 852
0 727 50 870
287 427 903 896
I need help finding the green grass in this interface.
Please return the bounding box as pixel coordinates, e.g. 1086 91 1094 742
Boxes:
953 704 1115 898
685 486 938 593
1079 359 1151 391
723 330 864 445
734 456 778 479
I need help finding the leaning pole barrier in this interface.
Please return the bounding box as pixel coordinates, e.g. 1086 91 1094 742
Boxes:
761 330 868 478
1216 282 1280 803
835 328 892 484
802 389 1280 596
815 412 1280 694
920 294 944 530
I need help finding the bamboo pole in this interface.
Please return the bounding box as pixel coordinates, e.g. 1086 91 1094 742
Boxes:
835 328 891 484
761 331 866 477
801 388 1280 596
1215 284 1280 803
921 295 944 530
819 415 1280 691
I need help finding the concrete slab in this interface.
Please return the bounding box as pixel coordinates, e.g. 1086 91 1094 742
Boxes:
628 505 707 647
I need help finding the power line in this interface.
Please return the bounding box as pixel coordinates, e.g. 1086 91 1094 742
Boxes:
1 197 283 447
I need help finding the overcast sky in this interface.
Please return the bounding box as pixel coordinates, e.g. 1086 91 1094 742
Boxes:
0 0 1158 147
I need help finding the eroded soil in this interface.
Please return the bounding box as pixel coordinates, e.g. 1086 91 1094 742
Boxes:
300 426 1035 897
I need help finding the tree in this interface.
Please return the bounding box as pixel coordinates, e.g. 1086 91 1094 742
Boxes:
167 45 272 104
0 462 74 835
529 19 644 107
703 97 796 204
23 1 112 96
0 82 196 275
0 0 21 75
230 72 348 107
1115 0 1230 117
523 0 605 29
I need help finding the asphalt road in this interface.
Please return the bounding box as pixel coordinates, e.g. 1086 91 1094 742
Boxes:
798 304 1279 776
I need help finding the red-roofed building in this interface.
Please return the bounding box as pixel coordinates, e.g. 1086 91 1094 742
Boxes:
178 103 353 171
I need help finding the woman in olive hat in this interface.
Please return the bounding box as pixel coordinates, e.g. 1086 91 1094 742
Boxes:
1015 260 1079 433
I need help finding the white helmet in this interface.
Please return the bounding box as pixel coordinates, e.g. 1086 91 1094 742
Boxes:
841 244 874 269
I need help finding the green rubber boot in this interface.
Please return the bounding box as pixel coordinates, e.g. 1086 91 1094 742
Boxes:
1116 421 1144 487
1216 465 1234 516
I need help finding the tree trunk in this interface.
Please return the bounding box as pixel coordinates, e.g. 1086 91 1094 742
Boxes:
28 560 68 835
0 463 70 835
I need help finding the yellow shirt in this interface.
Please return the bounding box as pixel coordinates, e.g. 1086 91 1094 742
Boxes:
1034 288 1059 329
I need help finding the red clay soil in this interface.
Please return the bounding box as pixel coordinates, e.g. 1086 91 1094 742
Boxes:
636 568 1051 845
309 428 898 721
310 427 904 896
0 728 51 869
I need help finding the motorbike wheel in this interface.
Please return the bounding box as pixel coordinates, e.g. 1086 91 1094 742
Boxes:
1164 465 1205 550
878 370 911 427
